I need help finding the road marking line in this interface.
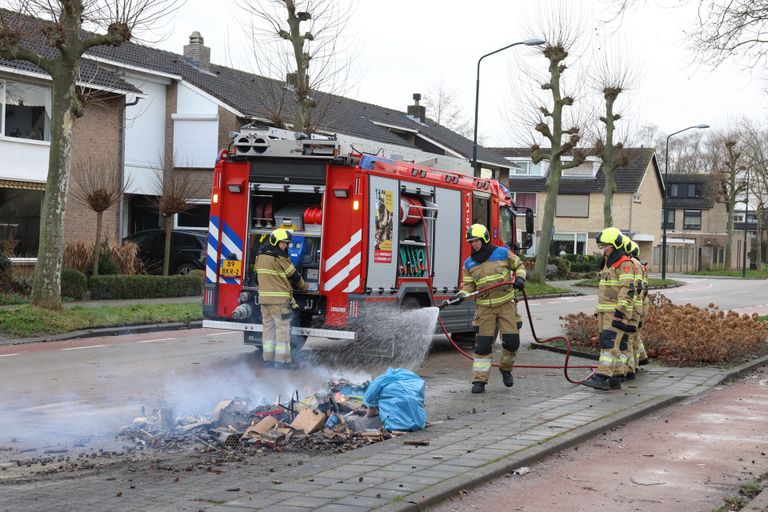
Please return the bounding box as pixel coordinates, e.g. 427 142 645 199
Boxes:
206 331 237 336
138 337 175 343
0 353 19 357
61 345 106 351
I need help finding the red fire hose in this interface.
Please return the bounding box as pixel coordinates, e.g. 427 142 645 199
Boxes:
414 208 596 385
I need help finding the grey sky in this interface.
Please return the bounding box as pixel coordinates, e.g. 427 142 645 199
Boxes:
154 0 768 147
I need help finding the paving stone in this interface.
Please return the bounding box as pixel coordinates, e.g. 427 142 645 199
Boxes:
312 503 372 512
278 495 336 508
335 494 392 508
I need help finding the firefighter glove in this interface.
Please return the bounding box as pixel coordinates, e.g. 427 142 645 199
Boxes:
513 276 526 290
290 297 299 310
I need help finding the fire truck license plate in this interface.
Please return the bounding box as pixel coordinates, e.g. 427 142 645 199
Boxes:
220 259 241 277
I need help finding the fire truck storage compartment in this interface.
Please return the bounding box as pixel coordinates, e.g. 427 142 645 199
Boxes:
396 184 436 280
246 190 323 292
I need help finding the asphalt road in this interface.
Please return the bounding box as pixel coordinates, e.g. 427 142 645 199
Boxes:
0 275 764 483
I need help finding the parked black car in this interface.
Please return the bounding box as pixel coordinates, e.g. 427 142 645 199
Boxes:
123 229 207 275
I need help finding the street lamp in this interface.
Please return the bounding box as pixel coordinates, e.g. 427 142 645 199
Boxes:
661 123 710 280
742 167 751 278
471 37 546 171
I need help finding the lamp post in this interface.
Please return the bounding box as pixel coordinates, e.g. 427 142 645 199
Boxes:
661 124 710 280
471 37 546 172
742 167 751 278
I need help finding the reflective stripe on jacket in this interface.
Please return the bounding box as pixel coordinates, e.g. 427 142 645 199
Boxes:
596 253 634 317
255 252 305 305
459 246 526 307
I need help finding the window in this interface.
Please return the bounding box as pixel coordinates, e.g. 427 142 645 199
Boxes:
668 183 700 198
550 233 587 256
0 187 44 257
1 80 51 141
499 207 513 247
512 192 537 214
511 161 542 176
175 203 210 230
662 208 675 229
555 195 589 218
683 209 701 230
668 183 678 197
472 193 491 228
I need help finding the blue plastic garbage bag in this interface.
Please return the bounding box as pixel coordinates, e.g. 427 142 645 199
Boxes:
363 368 426 431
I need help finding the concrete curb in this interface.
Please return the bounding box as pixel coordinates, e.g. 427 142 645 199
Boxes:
743 487 768 511
378 353 768 512
0 321 203 346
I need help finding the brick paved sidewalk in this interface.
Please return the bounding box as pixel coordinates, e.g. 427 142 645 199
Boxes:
3 355 764 512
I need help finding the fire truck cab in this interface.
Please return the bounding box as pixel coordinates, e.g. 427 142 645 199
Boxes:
202 130 534 349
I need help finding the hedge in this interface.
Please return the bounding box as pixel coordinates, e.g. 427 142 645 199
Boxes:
89 274 203 300
61 269 87 300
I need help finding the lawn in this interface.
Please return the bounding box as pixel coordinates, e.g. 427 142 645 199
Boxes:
685 269 768 278
573 278 679 288
0 302 202 338
523 282 572 296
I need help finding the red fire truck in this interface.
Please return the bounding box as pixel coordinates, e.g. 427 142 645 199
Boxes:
202 130 534 349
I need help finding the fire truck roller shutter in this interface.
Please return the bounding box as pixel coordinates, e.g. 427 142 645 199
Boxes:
399 196 423 225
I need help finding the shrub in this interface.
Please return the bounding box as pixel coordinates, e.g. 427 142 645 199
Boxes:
85 241 120 276
111 242 144 275
61 269 87 300
545 264 559 280
560 292 768 366
547 256 571 279
563 254 600 273
89 274 203 300
64 241 91 273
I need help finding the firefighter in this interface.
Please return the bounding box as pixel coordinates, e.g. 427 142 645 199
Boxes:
621 238 643 381
582 227 635 391
255 228 306 369
627 239 651 368
446 224 526 394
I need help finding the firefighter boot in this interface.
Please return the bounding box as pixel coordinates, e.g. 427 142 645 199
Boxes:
582 374 610 391
609 376 623 390
499 369 514 388
625 371 636 381
471 382 486 394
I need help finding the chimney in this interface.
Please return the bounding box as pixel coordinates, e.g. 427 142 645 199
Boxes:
407 93 426 123
183 31 211 71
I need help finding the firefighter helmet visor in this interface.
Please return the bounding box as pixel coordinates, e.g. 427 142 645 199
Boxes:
466 224 490 243
269 228 292 246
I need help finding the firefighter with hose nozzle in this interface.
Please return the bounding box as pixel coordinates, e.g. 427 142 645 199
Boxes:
255 228 306 369
441 224 526 394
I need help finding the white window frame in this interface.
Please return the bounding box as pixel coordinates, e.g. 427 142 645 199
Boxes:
173 199 210 231
0 78 52 142
551 232 588 255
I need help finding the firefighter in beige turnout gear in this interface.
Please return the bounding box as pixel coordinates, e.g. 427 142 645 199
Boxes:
255 228 306 368
582 227 635 391
620 238 643 381
447 224 526 394
626 239 650 368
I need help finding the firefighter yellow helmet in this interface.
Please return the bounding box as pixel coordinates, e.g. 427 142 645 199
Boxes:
622 237 640 258
466 224 490 243
269 228 292 246
595 227 624 250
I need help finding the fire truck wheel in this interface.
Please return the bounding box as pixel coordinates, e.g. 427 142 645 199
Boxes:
450 331 477 346
291 335 307 351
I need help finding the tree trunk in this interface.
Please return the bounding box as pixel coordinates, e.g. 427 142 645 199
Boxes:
91 210 103 276
757 202 763 271
725 186 736 270
163 216 173 276
534 161 562 282
601 95 617 228
286 1 308 134
30 68 77 310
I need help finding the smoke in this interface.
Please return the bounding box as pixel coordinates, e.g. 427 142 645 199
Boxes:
0 307 439 456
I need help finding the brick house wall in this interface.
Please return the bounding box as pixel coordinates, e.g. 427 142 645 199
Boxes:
66 94 124 245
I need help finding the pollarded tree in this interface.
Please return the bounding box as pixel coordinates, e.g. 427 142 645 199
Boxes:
70 155 130 276
236 0 355 135
0 0 181 309
529 32 586 282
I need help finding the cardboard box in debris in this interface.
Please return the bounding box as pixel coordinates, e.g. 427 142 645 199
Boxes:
121 380 387 450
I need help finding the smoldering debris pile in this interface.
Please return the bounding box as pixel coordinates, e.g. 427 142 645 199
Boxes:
118 380 398 454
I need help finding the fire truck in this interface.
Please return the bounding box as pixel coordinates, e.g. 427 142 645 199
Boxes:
201 129 534 350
